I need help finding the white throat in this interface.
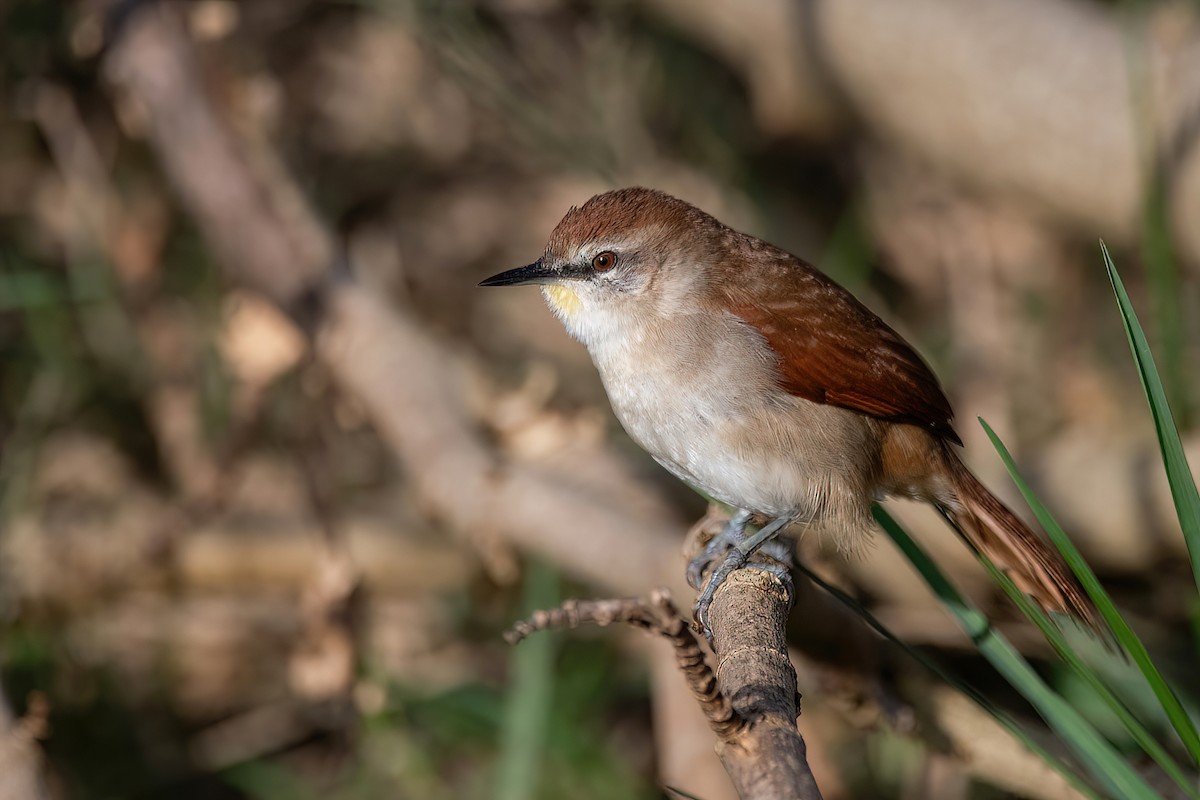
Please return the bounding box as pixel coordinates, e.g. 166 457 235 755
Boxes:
540 283 626 350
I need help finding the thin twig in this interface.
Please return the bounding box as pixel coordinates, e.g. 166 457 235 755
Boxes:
507 590 744 739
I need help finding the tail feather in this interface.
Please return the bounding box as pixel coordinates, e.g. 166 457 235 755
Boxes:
940 450 1105 636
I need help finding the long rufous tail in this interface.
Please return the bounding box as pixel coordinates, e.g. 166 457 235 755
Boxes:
939 449 1104 635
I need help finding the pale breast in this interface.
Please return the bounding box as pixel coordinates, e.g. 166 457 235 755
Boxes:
588 311 879 532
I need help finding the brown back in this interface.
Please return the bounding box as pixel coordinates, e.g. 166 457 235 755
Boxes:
715 238 961 445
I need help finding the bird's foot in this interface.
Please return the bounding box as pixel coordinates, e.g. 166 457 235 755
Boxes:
692 514 794 649
686 508 753 591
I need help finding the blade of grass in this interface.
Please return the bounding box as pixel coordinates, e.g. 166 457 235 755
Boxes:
495 560 559 800
1101 242 1200 590
794 557 1103 800
982 417 1200 764
954 505 1199 797
875 505 1163 799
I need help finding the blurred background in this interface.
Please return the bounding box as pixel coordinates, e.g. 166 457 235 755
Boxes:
1 0 1199 798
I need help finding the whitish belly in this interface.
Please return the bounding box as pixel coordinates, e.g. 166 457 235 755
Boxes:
597 353 876 531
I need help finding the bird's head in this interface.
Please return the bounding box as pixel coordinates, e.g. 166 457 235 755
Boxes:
479 187 724 346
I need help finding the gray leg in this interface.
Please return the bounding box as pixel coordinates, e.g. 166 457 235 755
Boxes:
693 513 794 648
687 508 754 590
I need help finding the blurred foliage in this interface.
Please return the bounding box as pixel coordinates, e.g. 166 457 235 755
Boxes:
0 1 1198 799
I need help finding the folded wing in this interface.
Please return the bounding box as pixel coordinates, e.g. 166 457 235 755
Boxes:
716 244 961 445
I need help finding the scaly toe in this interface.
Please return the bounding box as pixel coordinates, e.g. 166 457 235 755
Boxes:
686 509 752 591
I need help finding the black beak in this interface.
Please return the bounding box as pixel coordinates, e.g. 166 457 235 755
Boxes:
478 261 559 287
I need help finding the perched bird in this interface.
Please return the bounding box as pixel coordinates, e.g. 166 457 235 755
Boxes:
480 187 1096 643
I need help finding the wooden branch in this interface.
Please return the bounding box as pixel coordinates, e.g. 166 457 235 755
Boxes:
508 577 823 800
515 510 820 799
104 3 329 313
707 570 821 799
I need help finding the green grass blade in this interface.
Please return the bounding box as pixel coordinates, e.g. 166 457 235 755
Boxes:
496 560 559 800
958 513 1199 797
982 417 1200 764
875 506 1164 799
794 558 1103 800
1101 242 1200 590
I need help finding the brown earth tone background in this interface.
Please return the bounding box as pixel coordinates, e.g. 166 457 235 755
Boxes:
1 1 1199 798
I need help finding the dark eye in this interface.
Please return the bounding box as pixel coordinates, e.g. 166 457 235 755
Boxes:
592 251 617 272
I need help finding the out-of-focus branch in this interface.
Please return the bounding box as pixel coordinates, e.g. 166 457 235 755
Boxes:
644 0 1200 263
105 2 329 314
317 287 682 596
103 3 683 598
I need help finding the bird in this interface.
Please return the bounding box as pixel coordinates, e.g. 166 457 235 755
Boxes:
479 187 1097 644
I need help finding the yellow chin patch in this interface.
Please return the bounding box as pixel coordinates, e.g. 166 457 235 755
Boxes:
542 284 582 320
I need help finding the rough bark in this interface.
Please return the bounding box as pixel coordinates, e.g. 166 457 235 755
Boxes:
709 570 823 800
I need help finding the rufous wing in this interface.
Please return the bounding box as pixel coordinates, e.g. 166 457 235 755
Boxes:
716 244 961 445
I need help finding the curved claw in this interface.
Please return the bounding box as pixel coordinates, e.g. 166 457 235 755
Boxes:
693 596 716 650
691 545 749 648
